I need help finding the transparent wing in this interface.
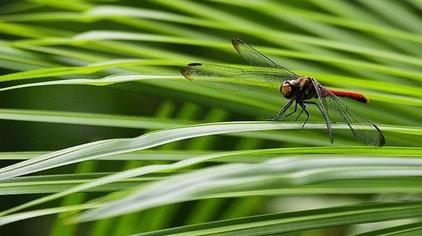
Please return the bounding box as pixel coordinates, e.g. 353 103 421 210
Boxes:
311 79 385 146
181 63 296 93
231 38 299 76
310 79 334 144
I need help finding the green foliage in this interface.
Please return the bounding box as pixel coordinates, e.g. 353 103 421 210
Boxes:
0 0 421 235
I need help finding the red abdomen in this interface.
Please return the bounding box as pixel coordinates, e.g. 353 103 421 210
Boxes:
328 90 368 103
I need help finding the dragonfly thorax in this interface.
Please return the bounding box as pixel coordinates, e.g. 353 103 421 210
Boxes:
281 77 317 101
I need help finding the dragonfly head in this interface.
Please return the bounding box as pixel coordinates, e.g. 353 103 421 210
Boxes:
281 80 298 99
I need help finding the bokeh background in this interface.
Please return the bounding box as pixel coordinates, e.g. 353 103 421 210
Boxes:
0 0 422 235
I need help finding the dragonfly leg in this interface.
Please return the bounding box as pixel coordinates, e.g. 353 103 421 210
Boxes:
298 102 309 128
295 107 304 121
303 101 324 116
268 99 294 121
303 101 327 125
283 101 298 119
304 101 334 144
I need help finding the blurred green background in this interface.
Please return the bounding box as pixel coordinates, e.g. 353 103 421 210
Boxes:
0 0 421 235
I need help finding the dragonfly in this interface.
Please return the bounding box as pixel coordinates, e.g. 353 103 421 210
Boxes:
181 38 385 146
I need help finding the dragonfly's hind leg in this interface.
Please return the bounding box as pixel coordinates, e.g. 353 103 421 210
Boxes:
298 102 309 128
295 108 304 121
304 101 334 143
303 101 324 117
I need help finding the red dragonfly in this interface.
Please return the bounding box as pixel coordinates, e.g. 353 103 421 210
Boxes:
181 39 385 146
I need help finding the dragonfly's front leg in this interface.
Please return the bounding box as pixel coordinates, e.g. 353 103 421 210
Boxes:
267 99 295 121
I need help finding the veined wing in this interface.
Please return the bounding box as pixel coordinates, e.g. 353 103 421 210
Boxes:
310 79 334 144
311 79 385 146
181 63 294 93
231 38 299 76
